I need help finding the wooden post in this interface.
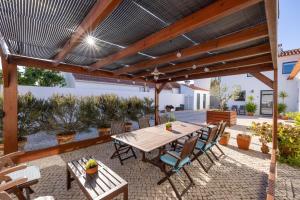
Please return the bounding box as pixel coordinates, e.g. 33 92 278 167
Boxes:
2 57 18 154
272 67 278 149
154 84 159 125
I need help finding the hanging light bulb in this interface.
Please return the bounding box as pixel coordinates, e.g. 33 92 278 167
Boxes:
185 74 189 78
168 77 172 81
204 67 210 72
176 51 182 58
192 64 197 69
132 81 135 84
154 75 159 81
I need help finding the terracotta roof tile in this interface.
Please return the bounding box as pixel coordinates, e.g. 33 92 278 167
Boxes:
278 48 300 57
182 84 209 91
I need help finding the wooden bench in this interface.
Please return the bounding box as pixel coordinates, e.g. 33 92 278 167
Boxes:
67 157 128 200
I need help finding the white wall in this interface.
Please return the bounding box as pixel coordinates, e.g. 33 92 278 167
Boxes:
180 85 210 111
194 78 211 90
220 54 300 114
12 85 184 111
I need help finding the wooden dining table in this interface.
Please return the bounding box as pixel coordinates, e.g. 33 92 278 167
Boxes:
111 121 201 167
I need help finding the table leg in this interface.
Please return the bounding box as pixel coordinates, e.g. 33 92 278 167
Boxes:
67 168 71 190
24 187 31 200
123 185 128 200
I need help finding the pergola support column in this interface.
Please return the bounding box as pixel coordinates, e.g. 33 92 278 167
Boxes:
154 83 166 125
2 57 18 154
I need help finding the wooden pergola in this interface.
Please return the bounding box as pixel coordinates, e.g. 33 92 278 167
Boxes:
0 0 278 199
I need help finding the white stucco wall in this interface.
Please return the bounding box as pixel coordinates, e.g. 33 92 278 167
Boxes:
220 54 300 114
180 85 210 111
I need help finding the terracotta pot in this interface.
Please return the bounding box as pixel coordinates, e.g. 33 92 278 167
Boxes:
281 115 288 120
18 137 27 150
247 112 254 116
98 127 111 137
166 127 172 132
219 132 230 146
56 131 76 145
261 143 270 154
125 122 132 132
86 165 98 175
237 134 251 150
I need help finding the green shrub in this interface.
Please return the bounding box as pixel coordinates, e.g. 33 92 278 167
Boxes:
286 112 300 120
98 94 122 126
249 122 272 144
78 96 99 129
245 95 257 113
278 103 287 114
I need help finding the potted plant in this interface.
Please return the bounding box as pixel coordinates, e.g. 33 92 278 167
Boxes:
165 122 172 131
250 122 272 154
122 97 144 131
207 85 240 126
219 132 230 146
236 133 251 150
48 94 84 145
279 91 288 120
85 159 98 175
165 105 174 112
142 97 155 120
245 95 257 116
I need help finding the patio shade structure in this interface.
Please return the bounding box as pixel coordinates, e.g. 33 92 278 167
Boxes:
0 0 278 199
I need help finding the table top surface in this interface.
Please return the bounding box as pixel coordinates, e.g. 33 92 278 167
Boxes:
67 157 127 200
111 121 201 152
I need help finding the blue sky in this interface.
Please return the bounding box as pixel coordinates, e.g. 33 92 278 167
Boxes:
278 0 300 50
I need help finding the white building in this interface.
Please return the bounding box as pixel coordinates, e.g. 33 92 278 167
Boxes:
220 48 300 115
180 84 210 111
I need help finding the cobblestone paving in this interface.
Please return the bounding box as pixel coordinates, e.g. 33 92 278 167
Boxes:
12 113 299 199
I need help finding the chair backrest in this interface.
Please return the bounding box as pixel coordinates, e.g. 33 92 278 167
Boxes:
206 126 219 144
159 115 169 124
110 121 125 135
138 117 150 129
0 192 12 200
179 135 199 160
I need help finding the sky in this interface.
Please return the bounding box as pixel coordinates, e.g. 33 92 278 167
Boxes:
278 0 300 50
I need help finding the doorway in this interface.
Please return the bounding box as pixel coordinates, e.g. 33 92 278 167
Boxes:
203 94 206 109
260 90 273 115
197 93 200 110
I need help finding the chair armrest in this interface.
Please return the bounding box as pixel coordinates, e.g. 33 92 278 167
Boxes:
0 177 28 192
0 165 27 177
0 191 11 200
0 152 24 169
1 152 24 160
166 151 181 160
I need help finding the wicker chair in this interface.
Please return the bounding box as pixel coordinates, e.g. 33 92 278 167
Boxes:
110 121 137 165
158 134 199 200
138 117 150 129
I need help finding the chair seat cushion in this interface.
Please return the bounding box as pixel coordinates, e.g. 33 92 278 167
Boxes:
200 134 208 140
160 151 190 170
195 140 211 151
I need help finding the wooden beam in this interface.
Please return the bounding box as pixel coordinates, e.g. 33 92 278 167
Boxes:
114 23 269 75
163 64 273 82
8 54 148 83
250 72 273 89
2 58 18 154
1 55 9 87
264 0 278 69
90 0 263 70
137 43 271 77
53 0 122 64
154 85 159 125
159 54 272 81
288 59 300 80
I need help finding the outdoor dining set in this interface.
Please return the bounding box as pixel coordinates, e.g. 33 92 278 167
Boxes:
0 116 227 200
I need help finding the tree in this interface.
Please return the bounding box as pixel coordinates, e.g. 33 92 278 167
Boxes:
0 67 66 87
18 68 66 87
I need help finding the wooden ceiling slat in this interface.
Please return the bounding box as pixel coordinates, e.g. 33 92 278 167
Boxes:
114 23 268 75
163 63 273 82
158 54 272 81
53 0 122 64
137 43 270 77
90 0 263 70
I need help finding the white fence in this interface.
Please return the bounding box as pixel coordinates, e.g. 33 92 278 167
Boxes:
8 85 185 111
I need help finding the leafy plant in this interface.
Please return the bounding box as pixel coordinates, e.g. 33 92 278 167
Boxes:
169 112 176 122
279 91 288 104
245 95 257 113
166 122 172 129
278 103 287 114
48 94 84 134
78 96 99 129
286 112 300 120
98 94 122 127
124 97 144 122
85 159 97 169
142 97 155 117
249 122 272 145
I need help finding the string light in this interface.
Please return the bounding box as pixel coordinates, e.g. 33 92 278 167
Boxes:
176 51 182 58
85 35 95 46
204 67 210 72
192 64 197 69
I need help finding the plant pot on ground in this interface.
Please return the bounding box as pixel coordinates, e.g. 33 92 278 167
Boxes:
245 96 257 116
237 134 251 150
219 132 230 146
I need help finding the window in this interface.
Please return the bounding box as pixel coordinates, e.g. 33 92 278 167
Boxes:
282 61 296 74
234 90 246 101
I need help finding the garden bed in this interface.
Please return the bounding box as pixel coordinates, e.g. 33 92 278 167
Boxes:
207 110 237 126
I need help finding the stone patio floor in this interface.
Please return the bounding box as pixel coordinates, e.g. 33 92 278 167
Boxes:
14 112 300 199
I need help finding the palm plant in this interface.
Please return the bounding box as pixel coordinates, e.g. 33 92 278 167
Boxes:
279 91 288 104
